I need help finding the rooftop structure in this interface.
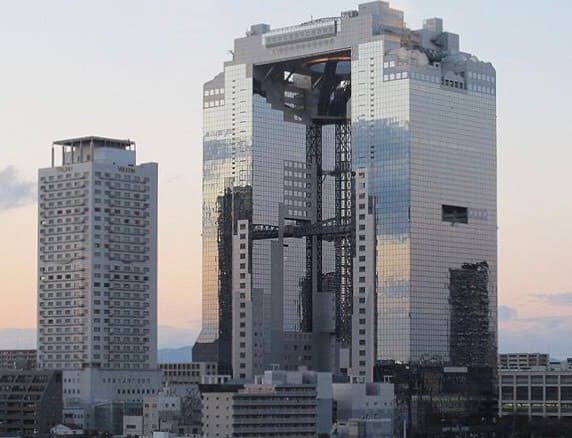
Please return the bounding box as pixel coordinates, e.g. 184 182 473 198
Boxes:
50 136 135 167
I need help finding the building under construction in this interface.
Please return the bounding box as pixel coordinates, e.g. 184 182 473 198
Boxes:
194 0 498 394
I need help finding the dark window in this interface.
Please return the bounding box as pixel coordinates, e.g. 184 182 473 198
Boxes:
562 387 572 401
501 386 514 400
442 205 468 224
531 386 544 401
546 386 559 400
516 386 528 400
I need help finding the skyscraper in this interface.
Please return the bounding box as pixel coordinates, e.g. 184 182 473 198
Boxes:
37 136 161 427
194 1 497 383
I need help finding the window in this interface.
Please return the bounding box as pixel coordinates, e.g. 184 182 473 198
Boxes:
442 205 468 224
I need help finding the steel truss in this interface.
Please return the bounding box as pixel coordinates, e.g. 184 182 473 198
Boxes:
334 121 353 346
252 120 353 342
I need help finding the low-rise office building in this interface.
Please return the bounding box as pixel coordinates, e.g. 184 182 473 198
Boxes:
332 376 395 437
499 355 572 419
143 391 180 436
0 369 62 437
201 369 332 437
121 387 202 437
499 353 550 370
0 349 37 369
159 362 218 386
123 415 144 437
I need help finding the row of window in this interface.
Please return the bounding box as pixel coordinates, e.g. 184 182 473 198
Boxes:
204 88 225 96
40 172 88 182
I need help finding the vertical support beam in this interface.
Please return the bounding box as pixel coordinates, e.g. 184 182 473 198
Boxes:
335 120 353 348
270 205 285 366
351 169 376 381
217 187 234 376
303 122 323 332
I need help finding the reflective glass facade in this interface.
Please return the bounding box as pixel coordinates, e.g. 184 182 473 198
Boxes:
196 1 497 374
198 65 338 366
352 40 497 363
198 65 253 355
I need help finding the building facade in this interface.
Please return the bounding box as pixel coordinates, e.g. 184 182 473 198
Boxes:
37 136 161 427
499 353 550 370
499 355 572 419
332 377 395 437
0 369 63 437
200 369 332 437
0 349 37 369
194 0 497 382
159 361 218 386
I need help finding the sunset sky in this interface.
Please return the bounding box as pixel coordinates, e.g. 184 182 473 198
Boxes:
0 0 570 355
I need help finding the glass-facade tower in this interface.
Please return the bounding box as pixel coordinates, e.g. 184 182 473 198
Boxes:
194 1 497 380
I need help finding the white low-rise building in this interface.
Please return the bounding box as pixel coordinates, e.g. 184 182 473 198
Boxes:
332 376 395 437
201 369 332 437
499 355 572 419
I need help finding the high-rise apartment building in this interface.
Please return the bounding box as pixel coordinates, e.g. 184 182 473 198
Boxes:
194 1 497 383
37 136 161 427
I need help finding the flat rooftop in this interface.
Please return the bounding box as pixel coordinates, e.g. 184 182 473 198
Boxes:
53 136 134 149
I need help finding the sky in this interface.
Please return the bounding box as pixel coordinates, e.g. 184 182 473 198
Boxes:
0 0 571 356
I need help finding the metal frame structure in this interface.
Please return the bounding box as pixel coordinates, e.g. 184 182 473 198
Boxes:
251 119 354 345
333 121 353 346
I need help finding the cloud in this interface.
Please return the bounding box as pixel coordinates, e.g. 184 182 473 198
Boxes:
0 166 35 212
498 305 518 321
500 315 572 359
533 292 572 306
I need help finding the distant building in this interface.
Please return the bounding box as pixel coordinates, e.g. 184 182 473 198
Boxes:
333 378 394 420
499 353 550 370
0 349 37 369
62 406 86 428
120 387 202 437
93 401 142 436
331 419 393 438
143 392 180 436
499 355 572 419
332 376 395 435
122 415 143 437
375 362 497 436
51 423 87 437
0 369 62 437
201 369 332 437
159 362 218 386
